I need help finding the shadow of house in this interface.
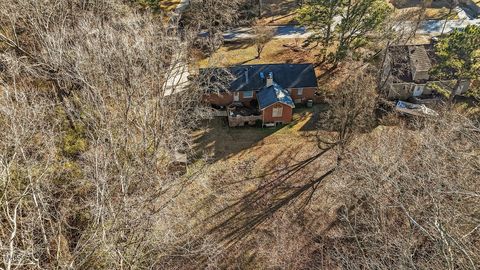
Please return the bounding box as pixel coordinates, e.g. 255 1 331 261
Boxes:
193 118 283 162
193 104 330 162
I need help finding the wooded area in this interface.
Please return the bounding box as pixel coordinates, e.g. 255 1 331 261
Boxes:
0 0 479 269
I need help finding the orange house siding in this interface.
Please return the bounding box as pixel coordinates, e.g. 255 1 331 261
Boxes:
262 103 293 124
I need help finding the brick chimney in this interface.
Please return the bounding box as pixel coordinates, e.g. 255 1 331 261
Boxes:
266 72 273 87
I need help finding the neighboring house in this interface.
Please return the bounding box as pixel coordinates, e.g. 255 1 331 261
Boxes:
381 44 470 100
201 63 318 126
460 0 480 17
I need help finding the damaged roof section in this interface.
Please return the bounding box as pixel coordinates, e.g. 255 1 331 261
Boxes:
409 45 432 73
388 44 439 83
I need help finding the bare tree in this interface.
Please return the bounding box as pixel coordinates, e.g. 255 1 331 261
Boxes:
0 0 219 268
319 64 378 164
252 26 275 59
441 0 459 35
317 112 480 269
184 0 247 53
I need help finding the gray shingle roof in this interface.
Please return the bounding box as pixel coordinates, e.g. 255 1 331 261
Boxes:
257 83 295 110
200 63 318 92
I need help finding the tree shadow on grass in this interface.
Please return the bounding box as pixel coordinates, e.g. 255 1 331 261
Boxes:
203 144 337 248
169 117 340 268
224 40 254 51
297 104 330 132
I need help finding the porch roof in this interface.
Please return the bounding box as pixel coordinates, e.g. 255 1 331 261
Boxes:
257 83 295 110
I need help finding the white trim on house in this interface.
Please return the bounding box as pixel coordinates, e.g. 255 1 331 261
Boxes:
259 101 295 111
272 107 283 117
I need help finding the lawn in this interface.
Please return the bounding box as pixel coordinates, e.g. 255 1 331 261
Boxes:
197 39 317 68
192 104 330 162
257 0 300 25
388 0 459 20
181 104 340 263
424 7 459 19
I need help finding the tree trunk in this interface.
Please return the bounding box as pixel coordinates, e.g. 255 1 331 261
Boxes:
448 79 462 104
441 6 454 35
258 0 262 17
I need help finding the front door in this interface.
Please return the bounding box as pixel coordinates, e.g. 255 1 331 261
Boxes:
233 92 240 102
413 85 424 97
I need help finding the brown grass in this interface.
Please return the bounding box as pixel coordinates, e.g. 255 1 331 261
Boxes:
424 7 459 19
159 0 181 12
258 0 299 25
393 6 459 20
192 106 330 162
197 39 317 68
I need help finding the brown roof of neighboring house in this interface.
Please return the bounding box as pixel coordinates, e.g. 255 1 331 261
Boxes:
388 44 438 83
408 45 432 72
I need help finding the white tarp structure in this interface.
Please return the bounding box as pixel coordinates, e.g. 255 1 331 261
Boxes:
395 101 439 117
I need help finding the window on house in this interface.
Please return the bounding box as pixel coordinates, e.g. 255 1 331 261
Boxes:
243 91 253 98
272 107 283 117
297 88 303 96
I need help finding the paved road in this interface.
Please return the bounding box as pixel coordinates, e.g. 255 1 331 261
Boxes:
163 0 191 96
163 42 191 97
224 9 480 40
223 25 312 40
413 18 480 35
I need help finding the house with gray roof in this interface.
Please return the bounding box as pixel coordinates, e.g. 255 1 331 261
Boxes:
201 63 318 126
